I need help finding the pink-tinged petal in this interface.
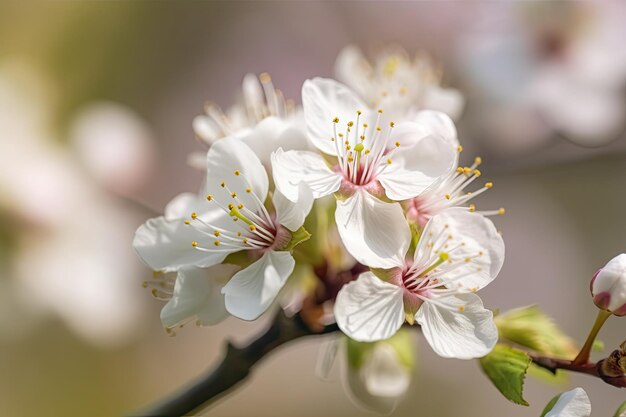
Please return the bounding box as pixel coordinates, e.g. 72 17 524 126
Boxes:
416 293 497 359
544 387 591 417
302 78 370 156
222 251 295 321
271 148 341 202
334 271 405 342
335 190 410 269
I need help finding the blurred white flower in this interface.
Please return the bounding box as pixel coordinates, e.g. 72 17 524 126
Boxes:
335 45 464 121
590 253 626 316
70 102 156 197
544 387 591 417
190 73 310 168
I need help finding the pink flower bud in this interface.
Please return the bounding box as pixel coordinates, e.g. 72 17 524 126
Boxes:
591 254 626 316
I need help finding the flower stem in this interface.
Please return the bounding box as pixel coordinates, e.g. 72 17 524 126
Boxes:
573 309 612 365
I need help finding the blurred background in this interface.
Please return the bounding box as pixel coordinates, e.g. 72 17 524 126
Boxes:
0 1 625 416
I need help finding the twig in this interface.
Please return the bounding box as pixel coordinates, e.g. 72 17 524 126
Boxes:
133 311 339 417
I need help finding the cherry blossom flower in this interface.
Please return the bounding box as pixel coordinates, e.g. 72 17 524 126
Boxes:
334 208 504 359
335 45 465 121
544 388 591 417
134 139 313 321
272 78 457 268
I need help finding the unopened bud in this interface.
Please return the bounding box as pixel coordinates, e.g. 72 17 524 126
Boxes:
590 254 626 316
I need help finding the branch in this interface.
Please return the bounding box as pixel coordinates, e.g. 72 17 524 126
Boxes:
134 311 340 417
528 351 626 388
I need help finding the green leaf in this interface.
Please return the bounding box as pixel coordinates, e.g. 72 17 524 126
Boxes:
527 364 569 386
282 226 311 252
495 306 578 358
345 338 374 369
614 401 626 417
540 393 561 417
479 344 531 406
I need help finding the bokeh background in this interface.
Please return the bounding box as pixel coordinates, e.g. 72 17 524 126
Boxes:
1 1 625 416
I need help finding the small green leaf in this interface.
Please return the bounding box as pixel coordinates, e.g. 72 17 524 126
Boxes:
345 338 374 369
495 305 578 358
614 400 626 417
540 394 561 417
479 344 531 406
527 364 569 386
282 226 311 252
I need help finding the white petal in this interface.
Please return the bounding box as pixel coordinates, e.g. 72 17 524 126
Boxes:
192 115 221 144
160 265 237 328
334 271 405 342
271 148 341 202
378 125 456 201
334 45 372 100
133 216 235 272
422 86 465 121
205 138 269 207
273 185 313 232
415 208 505 291
335 190 410 269
411 110 460 148
237 116 310 165
416 293 497 359
222 251 295 320
164 192 204 220
302 78 370 156
545 388 591 417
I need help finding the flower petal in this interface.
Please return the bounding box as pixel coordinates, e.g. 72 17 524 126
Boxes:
160 265 238 328
164 192 205 220
334 271 405 342
414 208 505 291
273 186 313 232
205 138 269 207
334 45 372 100
416 292 497 359
133 215 236 272
238 116 310 165
335 190 410 269
422 86 465 122
271 148 341 202
545 387 591 417
410 110 460 148
378 124 457 201
222 251 295 320
302 78 369 156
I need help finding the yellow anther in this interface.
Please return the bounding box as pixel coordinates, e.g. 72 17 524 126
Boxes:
237 204 244 209
456 167 464 173
333 117 339 123
498 208 506 216
206 194 213 201
234 170 241 176
345 140 349 145
474 156 482 165
237 232 242 236
191 241 198 247
228 203 234 210
376 126 382 132
348 157 354 163
445 194 451 200
399 86 407 95
465 257 471 263
249 225 256 231
457 145 463 152
347 121 354 127
444 224 449 228
458 306 466 312
377 109 383 113
395 141 400 147
479 251 484 256
184 220 190 225
356 110 362 115
346 145 351 150
469 204 476 212
242 238 248 244
231 192 237 198
390 121 395 128
485 182 493 189
245 188 251 193
142 281 148 288
360 135 365 141
191 212 198 219
338 133 344 137
259 72 271 83
473 169 481 177
214 240 220 246
470 287 478 293
220 181 225 188
364 149 371 154
386 158 392 164
463 167 472 175
363 123 368 128
213 230 220 237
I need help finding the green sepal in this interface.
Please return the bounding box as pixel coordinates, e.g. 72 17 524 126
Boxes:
282 226 311 252
479 344 531 406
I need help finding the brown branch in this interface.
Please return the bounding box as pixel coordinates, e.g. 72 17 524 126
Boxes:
133 311 340 417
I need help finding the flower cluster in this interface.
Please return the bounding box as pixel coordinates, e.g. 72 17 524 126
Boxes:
133 45 505 409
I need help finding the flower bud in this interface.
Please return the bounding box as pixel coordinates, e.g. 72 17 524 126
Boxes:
590 254 626 316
